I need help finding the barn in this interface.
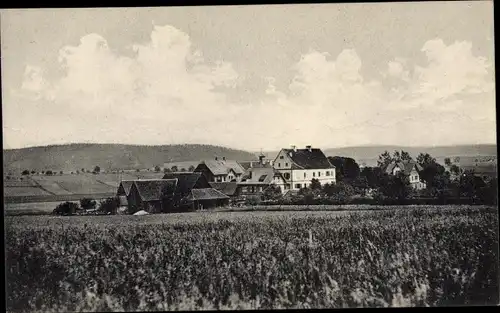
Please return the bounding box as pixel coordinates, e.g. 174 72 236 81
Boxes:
126 179 178 214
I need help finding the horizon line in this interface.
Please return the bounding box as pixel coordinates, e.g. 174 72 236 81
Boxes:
3 141 497 152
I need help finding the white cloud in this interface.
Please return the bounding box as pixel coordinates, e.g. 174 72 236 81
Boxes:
5 31 495 150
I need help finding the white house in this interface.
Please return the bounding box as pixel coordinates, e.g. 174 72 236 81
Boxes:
272 145 336 191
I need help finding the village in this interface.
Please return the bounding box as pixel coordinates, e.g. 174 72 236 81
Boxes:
112 145 498 215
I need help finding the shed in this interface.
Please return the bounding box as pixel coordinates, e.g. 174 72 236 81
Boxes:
186 188 230 210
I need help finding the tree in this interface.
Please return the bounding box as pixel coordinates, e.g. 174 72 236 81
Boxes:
263 185 282 201
377 151 392 168
171 166 178 172
377 172 413 202
93 166 100 174
444 158 452 166
164 167 172 173
136 169 140 172
310 178 322 191
360 166 385 189
322 182 355 203
188 165 195 172
81 168 85 173
328 156 360 182
459 171 486 200
450 164 461 177
21 170 30 175
30 170 36 175
180 168 187 172
154 165 161 172
76 170 80 174
417 153 450 193
98 197 119 215
46 170 53 176
53 202 79 216
80 198 97 211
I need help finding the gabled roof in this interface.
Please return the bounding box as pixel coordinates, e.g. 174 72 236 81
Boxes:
385 161 423 175
240 167 284 184
210 182 239 196
133 179 178 202
280 148 333 169
162 172 209 195
118 180 135 196
198 160 246 176
187 188 230 201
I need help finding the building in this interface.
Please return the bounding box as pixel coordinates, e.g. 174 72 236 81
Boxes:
210 182 240 198
238 154 288 196
272 145 336 191
126 179 178 213
116 180 134 206
162 172 212 198
193 157 246 183
384 160 426 190
186 188 230 210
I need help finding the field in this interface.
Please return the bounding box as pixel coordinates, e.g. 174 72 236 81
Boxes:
5 206 499 311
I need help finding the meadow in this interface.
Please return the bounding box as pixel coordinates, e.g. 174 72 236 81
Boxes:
5 206 499 311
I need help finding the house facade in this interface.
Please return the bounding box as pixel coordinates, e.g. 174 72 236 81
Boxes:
193 157 246 183
385 161 426 190
272 145 336 191
238 157 288 196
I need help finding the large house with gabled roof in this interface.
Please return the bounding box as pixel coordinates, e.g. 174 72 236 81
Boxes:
272 145 336 191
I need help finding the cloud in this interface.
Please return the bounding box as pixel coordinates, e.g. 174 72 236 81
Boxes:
6 31 495 150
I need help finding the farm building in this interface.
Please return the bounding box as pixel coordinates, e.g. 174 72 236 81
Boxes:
162 172 212 198
193 157 246 183
116 180 134 206
126 179 178 213
210 182 239 198
186 188 230 210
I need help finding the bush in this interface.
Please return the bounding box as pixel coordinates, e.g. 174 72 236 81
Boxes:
80 198 97 211
52 202 79 216
98 197 119 215
21 170 30 175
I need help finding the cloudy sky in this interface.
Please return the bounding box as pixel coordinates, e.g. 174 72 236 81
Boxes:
1 2 495 151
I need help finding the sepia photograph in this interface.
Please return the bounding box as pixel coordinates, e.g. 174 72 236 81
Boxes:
2 1 498 311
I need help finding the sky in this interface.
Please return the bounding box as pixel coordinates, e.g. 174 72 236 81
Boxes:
1 2 496 151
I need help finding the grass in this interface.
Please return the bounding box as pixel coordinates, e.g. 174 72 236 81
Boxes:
5 205 499 311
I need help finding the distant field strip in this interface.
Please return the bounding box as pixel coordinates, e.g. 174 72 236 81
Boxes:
4 193 116 204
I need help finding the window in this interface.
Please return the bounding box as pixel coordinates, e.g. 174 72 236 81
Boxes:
285 163 288 167
280 156 284 159
326 171 330 176
313 172 316 177
304 172 306 178
295 184 301 189
284 173 290 180
278 163 281 167
318 172 321 177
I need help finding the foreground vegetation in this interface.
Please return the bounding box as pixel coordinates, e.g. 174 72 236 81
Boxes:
5 206 498 311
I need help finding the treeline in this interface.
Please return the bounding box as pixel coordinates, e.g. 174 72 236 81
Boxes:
263 150 497 206
52 197 120 216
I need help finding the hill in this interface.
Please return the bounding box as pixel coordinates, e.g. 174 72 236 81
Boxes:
259 144 497 167
3 143 258 174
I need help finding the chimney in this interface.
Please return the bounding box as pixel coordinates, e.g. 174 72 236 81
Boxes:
291 145 297 152
306 145 312 152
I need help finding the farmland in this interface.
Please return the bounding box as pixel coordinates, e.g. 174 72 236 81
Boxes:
5 205 499 311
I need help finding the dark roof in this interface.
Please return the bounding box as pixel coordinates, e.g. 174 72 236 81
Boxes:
385 161 423 175
240 167 284 184
198 160 246 175
162 172 207 195
133 179 178 201
118 180 135 196
210 182 239 196
187 188 230 201
281 148 333 169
